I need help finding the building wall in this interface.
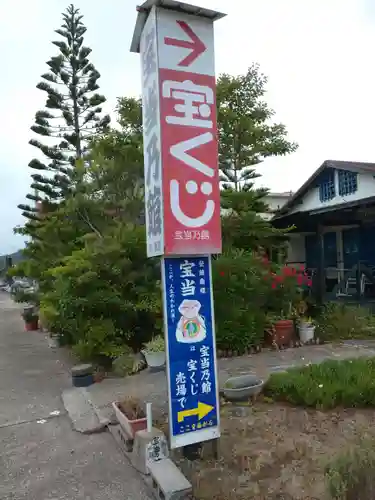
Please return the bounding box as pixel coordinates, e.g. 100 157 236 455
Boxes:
289 170 375 215
221 192 292 219
286 224 375 274
286 234 306 264
259 192 293 219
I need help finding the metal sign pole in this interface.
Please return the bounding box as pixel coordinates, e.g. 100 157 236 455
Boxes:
131 0 226 452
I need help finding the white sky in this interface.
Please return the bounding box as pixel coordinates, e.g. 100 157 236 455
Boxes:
1 0 374 252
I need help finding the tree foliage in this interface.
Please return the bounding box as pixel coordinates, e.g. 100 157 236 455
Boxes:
41 223 161 359
15 56 298 361
19 3 110 222
221 190 289 253
22 97 150 359
217 63 297 191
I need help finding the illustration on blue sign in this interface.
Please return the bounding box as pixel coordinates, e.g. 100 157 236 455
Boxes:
163 256 218 438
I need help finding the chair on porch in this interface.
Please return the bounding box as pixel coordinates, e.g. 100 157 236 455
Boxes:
344 274 366 296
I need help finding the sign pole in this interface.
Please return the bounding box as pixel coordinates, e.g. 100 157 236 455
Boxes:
131 0 226 453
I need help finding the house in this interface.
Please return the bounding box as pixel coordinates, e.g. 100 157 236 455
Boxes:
261 191 293 220
273 160 375 302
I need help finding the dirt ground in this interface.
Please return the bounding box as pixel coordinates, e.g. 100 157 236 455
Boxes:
162 401 375 500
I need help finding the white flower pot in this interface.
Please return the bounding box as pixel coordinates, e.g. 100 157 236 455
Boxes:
142 350 166 369
298 324 315 344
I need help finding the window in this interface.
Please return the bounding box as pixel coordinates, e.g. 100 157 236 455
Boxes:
319 174 335 202
338 169 357 196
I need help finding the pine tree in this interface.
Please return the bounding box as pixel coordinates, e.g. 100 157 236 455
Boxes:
217 63 297 192
18 4 110 221
216 64 296 255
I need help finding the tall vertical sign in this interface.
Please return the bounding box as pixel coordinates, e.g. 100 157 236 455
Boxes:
140 7 163 258
133 0 225 450
162 255 220 448
157 10 221 256
138 2 223 257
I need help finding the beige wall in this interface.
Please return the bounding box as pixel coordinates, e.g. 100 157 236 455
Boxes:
286 234 306 264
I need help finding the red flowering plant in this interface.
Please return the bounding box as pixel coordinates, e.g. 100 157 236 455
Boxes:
212 249 271 353
265 263 312 319
212 251 313 352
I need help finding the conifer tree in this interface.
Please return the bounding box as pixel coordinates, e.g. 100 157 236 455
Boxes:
217 63 297 192
19 4 110 221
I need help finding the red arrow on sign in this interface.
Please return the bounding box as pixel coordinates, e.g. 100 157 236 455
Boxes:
164 20 206 67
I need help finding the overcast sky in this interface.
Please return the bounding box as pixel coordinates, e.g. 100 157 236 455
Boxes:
1 0 374 253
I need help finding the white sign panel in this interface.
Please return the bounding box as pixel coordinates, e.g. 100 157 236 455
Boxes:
157 9 215 75
140 7 164 258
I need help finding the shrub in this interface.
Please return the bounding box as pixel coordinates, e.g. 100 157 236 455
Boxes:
316 303 374 341
265 263 312 315
143 335 165 353
212 251 311 352
265 358 375 409
212 250 270 352
325 435 375 499
41 224 162 360
71 318 127 361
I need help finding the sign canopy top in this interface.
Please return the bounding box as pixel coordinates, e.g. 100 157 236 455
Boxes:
130 0 226 53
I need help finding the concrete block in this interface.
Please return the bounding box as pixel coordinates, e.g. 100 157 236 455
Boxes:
62 388 106 434
131 427 169 475
111 424 134 454
148 458 192 500
95 404 117 426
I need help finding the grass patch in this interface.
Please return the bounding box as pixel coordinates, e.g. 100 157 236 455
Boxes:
316 303 375 341
325 435 375 499
265 357 375 409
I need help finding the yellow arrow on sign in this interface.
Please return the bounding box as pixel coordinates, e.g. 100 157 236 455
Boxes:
177 401 214 423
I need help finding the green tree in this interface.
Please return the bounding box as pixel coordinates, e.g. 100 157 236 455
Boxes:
17 98 154 358
221 190 288 252
19 3 110 222
217 63 297 192
88 97 144 222
41 222 161 358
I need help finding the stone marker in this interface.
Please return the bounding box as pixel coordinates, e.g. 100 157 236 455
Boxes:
131 427 169 475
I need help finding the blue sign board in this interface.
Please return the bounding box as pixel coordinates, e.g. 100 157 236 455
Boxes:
162 255 220 449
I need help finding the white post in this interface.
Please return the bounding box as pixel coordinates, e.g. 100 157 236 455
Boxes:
146 402 152 433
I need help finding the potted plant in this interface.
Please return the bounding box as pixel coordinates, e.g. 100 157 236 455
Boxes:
112 397 147 439
266 309 295 348
298 316 315 344
22 307 39 331
142 336 166 370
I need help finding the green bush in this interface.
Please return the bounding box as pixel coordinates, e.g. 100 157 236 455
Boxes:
212 250 309 352
212 250 269 352
316 303 375 341
265 358 375 409
325 436 375 499
40 224 162 360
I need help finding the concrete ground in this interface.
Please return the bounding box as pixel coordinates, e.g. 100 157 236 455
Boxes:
0 293 152 500
85 335 375 423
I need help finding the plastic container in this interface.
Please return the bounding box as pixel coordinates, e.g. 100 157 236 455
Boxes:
72 373 94 387
299 324 315 344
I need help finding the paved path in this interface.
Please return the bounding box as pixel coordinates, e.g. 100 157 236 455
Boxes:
86 337 375 423
0 293 152 500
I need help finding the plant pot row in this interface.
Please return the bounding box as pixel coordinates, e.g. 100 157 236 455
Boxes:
216 320 320 358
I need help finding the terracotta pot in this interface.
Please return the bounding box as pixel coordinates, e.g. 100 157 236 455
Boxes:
112 402 147 439
25 320 39 331
93 371 105 383
273 319 294 346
